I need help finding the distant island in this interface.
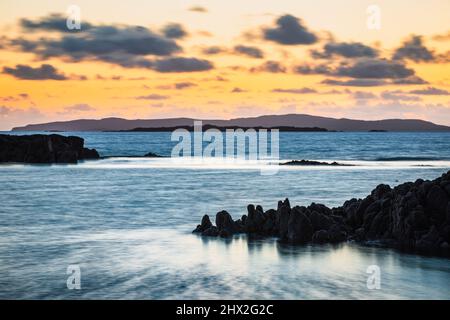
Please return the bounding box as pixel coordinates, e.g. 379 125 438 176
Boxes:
116 125 329 132
12 114 450 132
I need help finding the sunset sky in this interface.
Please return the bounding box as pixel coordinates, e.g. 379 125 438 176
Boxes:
0 0 449 130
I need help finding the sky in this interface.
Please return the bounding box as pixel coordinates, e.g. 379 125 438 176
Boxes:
0 0 449 130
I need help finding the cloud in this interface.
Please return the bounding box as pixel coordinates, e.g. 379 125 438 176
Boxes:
174 82 196 89
0 106 45 130
321 79 388 87
161 23 188 39
294 64 331 75
6 14 214 73
392 76 429 85
351 91 377 100
250 61 286 73
3 64 67 80
263 14 317 45
63 103 95 112
233 45 264 58
136 94 169 100
409 87 450 95
335 58 414 79
151 57 213 72
202 46 226 55
433 31 450 41
380 91 422 101
189 6 208 13
231 87 247 93
20 13 93 32
272 87 317 94
0 93 30 102
393 35 434 62
312 42 378 59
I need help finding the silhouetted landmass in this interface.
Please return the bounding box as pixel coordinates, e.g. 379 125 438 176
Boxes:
193 171 450 257
0 134 99 163
11 114 450 132
117 125 329 132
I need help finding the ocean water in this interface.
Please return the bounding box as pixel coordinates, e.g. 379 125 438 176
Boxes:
0 131 449 299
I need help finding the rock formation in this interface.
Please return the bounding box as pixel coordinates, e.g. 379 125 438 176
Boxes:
194 171 450 256
0 134 100 164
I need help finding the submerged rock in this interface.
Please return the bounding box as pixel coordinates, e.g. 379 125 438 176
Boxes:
0 134 100 164
192 170 450 257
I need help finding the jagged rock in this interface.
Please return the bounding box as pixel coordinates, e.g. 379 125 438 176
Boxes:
192 170 450 257
193 215 213 233
245 204 265 233
277 198 291 240
216 210 235 235
287 206 313 244
0 134 100 164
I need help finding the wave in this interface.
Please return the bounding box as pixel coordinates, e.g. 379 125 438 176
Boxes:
374 156 447 161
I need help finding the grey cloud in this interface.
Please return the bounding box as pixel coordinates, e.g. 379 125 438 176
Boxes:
250 61 286 73
3 64 67 80
152 57 213 72
294 64 331 75
136 94 169 100
335 58 414 79
409 87 450 95
351 91 377 99
233 45 264 58
20 13 93 32
321 79 388 87
392 76 429 85
263 15 317 45
64 104 95 112
174 82 196 89
393 35 434 62
272 87 317 94
380 91 422 101
202 46 226 55
161 23 188 39
312 42 378 58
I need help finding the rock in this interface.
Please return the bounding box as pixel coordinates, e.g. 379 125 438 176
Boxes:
287 206 313 244
191 170 450 257
193 214 213 233
309 211 333 232
312 230 330 244
216 210 235 235
202 226 219 237
245 204 265 233
144 152 162 157
277 198 291 240
0 134 100 164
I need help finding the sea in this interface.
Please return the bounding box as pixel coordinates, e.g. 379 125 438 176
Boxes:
0 131 449 299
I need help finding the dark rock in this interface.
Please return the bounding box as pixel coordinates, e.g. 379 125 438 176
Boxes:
202 226 219 237
309 211 333 232
216 210 235 235
191 170 450 257
193 214 213 233
0 134 100 164
144 152 162 157
287 206 313 244
278 198 291 240
312 230 330 244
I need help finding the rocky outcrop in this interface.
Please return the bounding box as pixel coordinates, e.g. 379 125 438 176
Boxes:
0 134 100 164
193 170 450 256
280 159 352 166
